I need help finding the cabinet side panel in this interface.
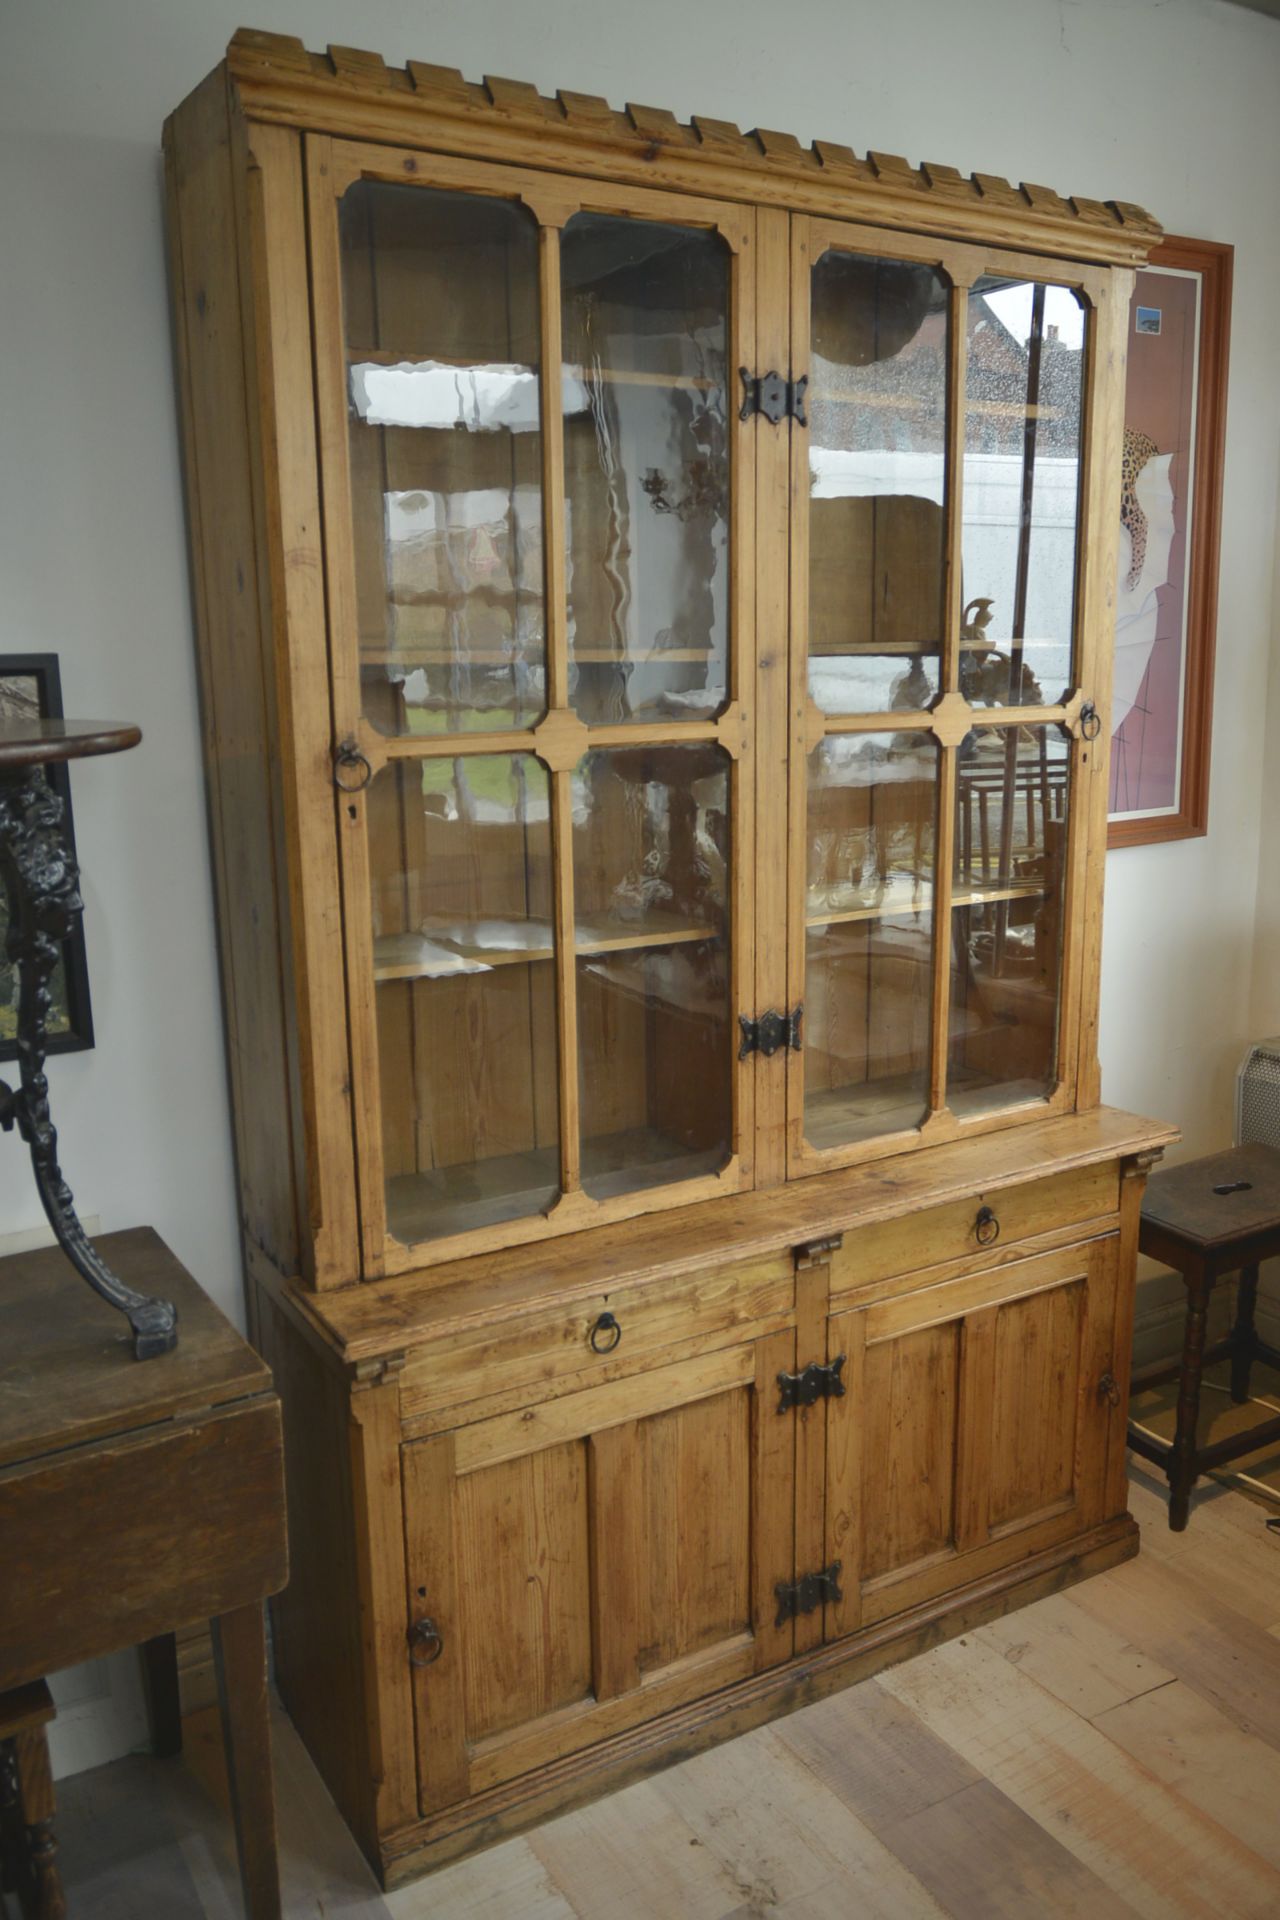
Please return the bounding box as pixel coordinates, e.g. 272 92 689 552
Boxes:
255 1285 378 1859
163 71 301 1276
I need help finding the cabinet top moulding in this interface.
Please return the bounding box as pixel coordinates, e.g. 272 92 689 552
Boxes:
220 27 1160 267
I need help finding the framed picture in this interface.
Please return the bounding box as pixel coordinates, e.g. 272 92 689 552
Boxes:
0 655 95 1057
1108 234 1232 848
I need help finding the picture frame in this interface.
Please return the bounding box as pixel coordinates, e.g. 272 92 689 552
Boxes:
1108 234 1233 848
0 654 95 1057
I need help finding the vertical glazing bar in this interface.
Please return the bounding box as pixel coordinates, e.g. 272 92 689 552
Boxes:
539 221 570 712
928 748 957 1113
929 280 968 1113
940 279 970 695
537 219 582 1194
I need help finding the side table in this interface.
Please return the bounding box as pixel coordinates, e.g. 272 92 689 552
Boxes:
0 1227 289 1915
1127 1143 1280 1529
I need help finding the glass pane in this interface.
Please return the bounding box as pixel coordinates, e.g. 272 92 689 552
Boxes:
340 183 545 737
369 753 559 1243
573 745 732 1197
561 215 730 724
960 278 1086 708
804 731 938 1149
948 725 1069 1115
808 253 948 716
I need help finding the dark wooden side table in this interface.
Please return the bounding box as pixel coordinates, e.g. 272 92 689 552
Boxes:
1127 1143 1280 1530
0 1228 289 1915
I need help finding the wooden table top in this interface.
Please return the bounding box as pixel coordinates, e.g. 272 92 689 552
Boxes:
1140 1143 1280 1252
0 717 141 770
0 1227 269 1470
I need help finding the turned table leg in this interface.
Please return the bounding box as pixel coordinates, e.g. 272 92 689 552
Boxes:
1169 1275 1211 1531
212 1602 281 1920
1229 1263 1261 1405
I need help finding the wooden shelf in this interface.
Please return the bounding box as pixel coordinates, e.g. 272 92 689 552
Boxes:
809 639 1006 658
347 347 720 394
374 910 719 982
358 642 716 668
807 879 1042 929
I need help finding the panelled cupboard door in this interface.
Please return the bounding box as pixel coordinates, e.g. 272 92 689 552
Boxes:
785 214 1116 1179
402 1332 796 1813
823 1235 1121 1639
306 133 759 1277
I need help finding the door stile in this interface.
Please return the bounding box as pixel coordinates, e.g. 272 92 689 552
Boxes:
781 215 812 1181
926 277 970 1117
752 1325 798 1671
534 219 585 1207
305 130 391 1275
823 1304 865 1640
728 213 759 1185
752 208 794 1189
236 122 362 1287
1071 275 1133 1109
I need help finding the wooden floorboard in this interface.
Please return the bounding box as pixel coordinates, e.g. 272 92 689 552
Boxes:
37 1475 1280 1919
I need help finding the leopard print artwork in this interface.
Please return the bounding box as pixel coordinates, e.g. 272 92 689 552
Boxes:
1121 427 1160 591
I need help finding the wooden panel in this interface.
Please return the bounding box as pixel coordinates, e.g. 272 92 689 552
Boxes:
587 1423 644 1702
455 1441 593 1742
402 1429 470 1814
402 1330 791 1810
253 1286 376 1857
163 76 304 1282
861 1323 959 1581
829 1160 1116 1297
400 1249 792 1430
0 1400 285 1690
640 1389 752 1672
987 1279 1085 1531
454 1344 754 1473
832 1235 1122 1633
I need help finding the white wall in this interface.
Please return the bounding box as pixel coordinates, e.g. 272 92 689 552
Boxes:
1 0 1277 1333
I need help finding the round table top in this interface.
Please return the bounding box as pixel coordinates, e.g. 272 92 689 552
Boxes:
0 717 142 771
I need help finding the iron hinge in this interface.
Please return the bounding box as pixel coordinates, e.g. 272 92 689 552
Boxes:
777 1354 847 1414
774 1562 843 1627
738 1005 803 1059
738 367 808 426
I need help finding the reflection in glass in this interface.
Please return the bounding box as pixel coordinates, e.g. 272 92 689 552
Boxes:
572 745 732 1197
808 253 948 715
960 278 1086 708
948 725 1069 1115
369 754 560 1243
561 215 730 724
339 182 546 737
804 732 937 1148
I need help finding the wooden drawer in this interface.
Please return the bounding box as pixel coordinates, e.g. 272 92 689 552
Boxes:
829 1160 1118 1299
399 1250 795 1430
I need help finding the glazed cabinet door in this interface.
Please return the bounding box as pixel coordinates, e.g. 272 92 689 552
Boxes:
306 136 758 1275
402 1331 795 1814
786 217 1123 1177
822 1236 1121 1638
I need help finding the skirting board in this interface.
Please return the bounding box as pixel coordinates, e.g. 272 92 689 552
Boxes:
378 1512 1139 1887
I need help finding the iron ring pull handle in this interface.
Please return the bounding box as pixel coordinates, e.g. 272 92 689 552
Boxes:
1097 1371 1122 1409
408 1618 443 1667
590 1311 622 1355
974 1204 1000 1247
333 739 373 792
1079 700 1102 742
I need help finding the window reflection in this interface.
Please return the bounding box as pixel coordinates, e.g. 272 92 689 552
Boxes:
960 280 1086 708
808 254 948 716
